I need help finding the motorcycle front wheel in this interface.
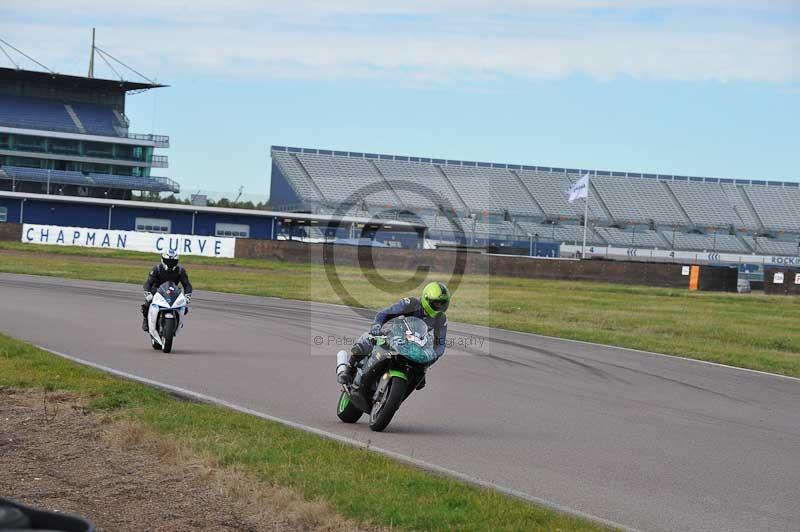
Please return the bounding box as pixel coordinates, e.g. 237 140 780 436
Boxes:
161 317 176 353
369 377 408 432
336 391 363 423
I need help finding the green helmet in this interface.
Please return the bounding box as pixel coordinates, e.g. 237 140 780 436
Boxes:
421 281 451 318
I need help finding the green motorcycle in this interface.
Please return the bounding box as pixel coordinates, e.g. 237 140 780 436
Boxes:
336 316 437 432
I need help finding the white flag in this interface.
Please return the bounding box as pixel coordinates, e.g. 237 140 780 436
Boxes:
568 173 590 203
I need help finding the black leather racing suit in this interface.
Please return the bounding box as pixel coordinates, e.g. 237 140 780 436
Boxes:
141 264 193 321
144 264 193 295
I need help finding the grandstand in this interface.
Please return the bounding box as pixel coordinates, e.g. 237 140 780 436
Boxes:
0 66 176 200
270 146 800 256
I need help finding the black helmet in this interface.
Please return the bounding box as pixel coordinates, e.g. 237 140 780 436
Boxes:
161 250 179 271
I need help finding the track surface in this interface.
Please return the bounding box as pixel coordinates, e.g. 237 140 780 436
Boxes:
1 273 798 532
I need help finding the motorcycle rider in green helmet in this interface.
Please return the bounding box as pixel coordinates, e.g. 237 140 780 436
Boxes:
337 281 451 386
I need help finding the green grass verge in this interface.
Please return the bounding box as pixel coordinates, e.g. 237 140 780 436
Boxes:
1 241 798 377
0 334 612 532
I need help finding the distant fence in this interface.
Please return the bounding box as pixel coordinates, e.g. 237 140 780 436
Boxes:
236 239 702 288
764 267 800 296
0 223 21 241
0 222 742 290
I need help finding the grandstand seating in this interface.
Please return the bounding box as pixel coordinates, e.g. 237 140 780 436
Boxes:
665 181 739 228
297 153 398 206
515 221 601 245
373 159 466 211
515 170 582 219
741 236 799 256
668 231 747 253
0 95 126 138
70 102 122 136
272 151 325 203
0 165 178 193
270 147 800 256
741 185 800 232
594 226 665 248
0 95 78 134
720 184 763 230
592 176 686 225
440 166 509 214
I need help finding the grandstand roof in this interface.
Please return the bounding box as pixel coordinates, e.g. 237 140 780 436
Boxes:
0 67 166 93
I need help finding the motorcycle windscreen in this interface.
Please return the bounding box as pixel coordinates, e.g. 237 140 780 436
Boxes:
386 316 437 365
157 282 183 306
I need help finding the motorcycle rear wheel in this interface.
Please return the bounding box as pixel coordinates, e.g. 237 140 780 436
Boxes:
369 377 407 432
336 391 363 423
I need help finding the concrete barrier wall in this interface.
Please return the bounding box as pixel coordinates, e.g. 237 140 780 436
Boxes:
0 223 22 241
235 239 691 288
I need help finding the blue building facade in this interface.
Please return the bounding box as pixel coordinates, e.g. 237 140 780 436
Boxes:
0 192 424 248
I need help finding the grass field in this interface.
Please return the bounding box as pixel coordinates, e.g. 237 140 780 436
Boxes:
1 241 797 377
0 334 612 532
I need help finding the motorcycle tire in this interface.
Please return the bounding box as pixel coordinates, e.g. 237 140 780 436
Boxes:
161 318 176 353
336 391 363 423
369 377 408 432
0 505 31 529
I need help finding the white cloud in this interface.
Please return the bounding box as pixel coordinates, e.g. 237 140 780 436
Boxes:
1 1 797 85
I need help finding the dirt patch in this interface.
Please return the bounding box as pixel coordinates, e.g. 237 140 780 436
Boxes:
0 389 383 532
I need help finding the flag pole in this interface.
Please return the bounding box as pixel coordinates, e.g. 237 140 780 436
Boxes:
581 175 590 258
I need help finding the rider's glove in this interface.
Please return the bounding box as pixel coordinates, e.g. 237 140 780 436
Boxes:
144 292 153 302
185 293 192 304
369 323 383 336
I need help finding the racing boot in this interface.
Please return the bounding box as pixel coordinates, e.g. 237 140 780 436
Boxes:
336 343 367 385
336 350 354 385
142 316 149 332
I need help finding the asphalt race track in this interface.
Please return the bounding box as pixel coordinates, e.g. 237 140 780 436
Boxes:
1 273 798 532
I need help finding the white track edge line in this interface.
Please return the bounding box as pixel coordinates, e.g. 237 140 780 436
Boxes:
37 344 645 532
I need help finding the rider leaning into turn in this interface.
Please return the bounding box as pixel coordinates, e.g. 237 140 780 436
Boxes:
141 250 193 331
337 281 451 385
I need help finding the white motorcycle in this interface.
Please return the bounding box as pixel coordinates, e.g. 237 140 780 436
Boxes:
147 281 188 353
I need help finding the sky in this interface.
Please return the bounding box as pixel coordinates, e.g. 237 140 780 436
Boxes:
1 1 798 199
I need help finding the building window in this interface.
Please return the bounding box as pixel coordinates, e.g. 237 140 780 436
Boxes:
0 207 7 223
215 223 250 238
135 217 171 233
